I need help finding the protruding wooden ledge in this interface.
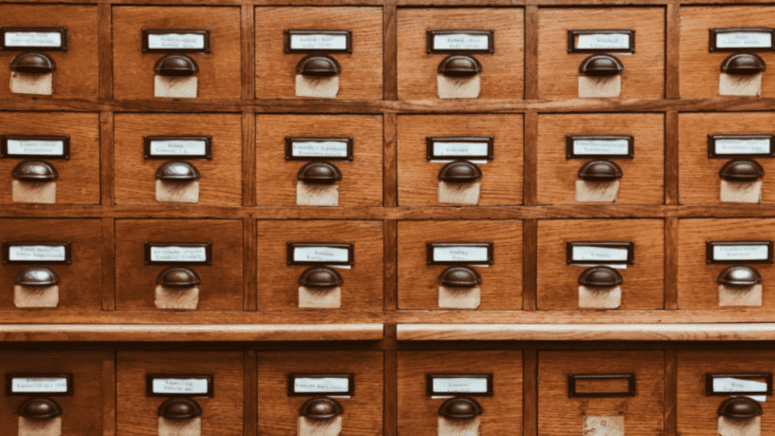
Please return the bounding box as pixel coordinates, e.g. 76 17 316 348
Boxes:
397 324 775 341
0 324 384 342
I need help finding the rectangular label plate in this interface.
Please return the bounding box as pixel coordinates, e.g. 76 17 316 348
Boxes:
426 374 493 396
568 30 635 54
1 135 70 159
426 242 494 266
284 30 352 54
427 30 494 54
566 135 634 159
566 241 635 265
568 374 636 398
284 137 353 161
708 135 775 158
143 136 212 160
706 373 773 396
710 28 775 52
6 373 73 396
142 29 210 54
288 373 355 396
146 374 213 397
426 137 494 160
1 27 67 51
287 243 354 266
706 241 773 264
3 242 71 265
144 242 212 265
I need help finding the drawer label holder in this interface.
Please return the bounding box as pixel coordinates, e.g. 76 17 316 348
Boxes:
427 242 494 266
6 373 73 396
568 374 636 398
706 241 773 264
288 373 355 396
710 28 775 52
3 242 71 265
568 30 635 54
142 29 210 54
144 136 212 160
426 374 493 396
287 243 354 266
427 30 494 54
426 137 494 160
706 373 773 396
146 374 214 397
284 30 352 54
708 135 775 159
144 242 212 266
1 135 70 159
566 135 634 159
1 27 67 51
566 242 635 265
285 137 353 161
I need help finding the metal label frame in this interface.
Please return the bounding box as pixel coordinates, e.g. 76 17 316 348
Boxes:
426 242 494 266
146 374 214 398
426 30 495 54
426 136 494 160
144 242 212 266
287 373 355 396
568 374 636 398
284 137 354 161
143 136 213 160
141 29 211 54
707 134 775 159
426 373 494 397
709 28 775 52
6 373 74 396
565 135 635 159
706 241 774 264
567 29 635 54
566 241 635 265
2 241 71 265
1 135 70 160
284 30 353 54
706 373 773 396
286 243 355 266
0 27 67 51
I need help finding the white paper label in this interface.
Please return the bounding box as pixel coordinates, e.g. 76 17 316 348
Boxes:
715 139 771 155
150 140 207 157
11 377 68 393
577 33 631 50
150 246 207 262
432 377 489 394
152 378 209 395
713 244 769 261
148 33 205 50
572 246 629 262
713 377 768 402
573 139 630 156
294 246 349 263
290 34 348 51
433 142 489 157
716 32 773 49
433 33 490 51
433 246 489 263
4 32 61 48
292 141 349 158
8 245 65 262
6 139 64 156
294 377 350 393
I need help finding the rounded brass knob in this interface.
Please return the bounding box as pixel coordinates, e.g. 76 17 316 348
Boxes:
297 161 342 184
298 266 343 288
296 54 341 77
15 267 60 287
156 267 201 288
299 397 344 419
154 54 199 77
157 398 202 420
578 266 623 288
721 53 766 75
438 397 483 420
577 160 623 182
437 55 482 77
17 398 62 420
12 160 57 181
10 52 56 74
438 266 482 288
719 160 764 182
579 54 624 77
717 397 762 419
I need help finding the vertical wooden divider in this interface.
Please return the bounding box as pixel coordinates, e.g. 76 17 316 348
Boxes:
383 1 398 100
101 111 116 311
524 5 539 101
102 353 117 436
664 216 679 310
524 111 538 207
522 219 538 311
664 110 679 310
664 349 678 436
241 4 256 101
244 350 258 436
384 112 398 207
665 0 680 100
523 347 538 436
383 324 398 436
98 3 113 102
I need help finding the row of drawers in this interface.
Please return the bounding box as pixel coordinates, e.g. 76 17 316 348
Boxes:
4 218 775 311
3 5 775 100
1 349 771 436
9 112 775 206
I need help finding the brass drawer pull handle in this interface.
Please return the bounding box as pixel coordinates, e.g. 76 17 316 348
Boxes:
155 161 200 182
299 397 344 419
10 52 56 74
16 267 59 287
577 160 622 182
154 54 198 77
158 398 202 420
578 266 623 288
718 397 763 419
721 53 766 75
437 55 482 78
438 397 483 419
579 54 623 77
17 397 62 420
296 54 341 77
437 160 482 183
12 160 57 181
719 159 764 182
438 266 481 288
717 265 761 287
297 161 342 184
156 266 201 288
298 266 343 288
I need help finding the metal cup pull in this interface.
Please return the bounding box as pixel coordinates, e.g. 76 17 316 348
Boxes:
438 266 482 288
719 159 764 182
156 266 201 288
577 160 623 182
297 161 342 184
438 397 483 420
154 54 199 77
17 398 62 420
296 54 341 77
15 267 60 287
721 53 766 75
579 54 624 77
718 397 763 419
437 55 482 78
298 266 343 288
10 52 56 74
155 161 201 182
578 266 623 288
299 397 344 419
12 160 58 182
158 398 202 420
717 265 762 287
437 160 483 183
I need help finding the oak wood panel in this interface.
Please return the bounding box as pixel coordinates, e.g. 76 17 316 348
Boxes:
396 8 524 100
537 219 665 309
254 7 384 99
396 114 523 206
117 351 243 436
257 351 383 435
112 6 242 99
255 115 383 207
115 219 243 310
538 351 664 436
256 220 384 311
537 7 665 99
397 220 523 310
536 113 665 205
0 218 103 310
397 350 523 436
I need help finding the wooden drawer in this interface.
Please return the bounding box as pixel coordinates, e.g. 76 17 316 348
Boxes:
256 220 383 311
115 219 243 311
255 7 383 100
679 113 775 205
681 6 775 98
117 351 243 436
112 6 241 100
0 351 109 436
537 8 665 99
398 351 522 436
257 351 383 436
536 219 664 310
0 5 98 99
678 219 775 310
537 113 664 205
397 114 523 206
0 112 100 205
397 8 524 100
538 351 664 436
678 350 775 436
397 220 522 310
114 113 242 207
255 115 383 207
0 219 102 310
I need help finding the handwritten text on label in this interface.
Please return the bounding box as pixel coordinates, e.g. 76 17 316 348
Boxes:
147 33 205 50
577 33 630 50
4 32 61 48
7 139 64 156
152 378 209 395
433 142 489 157
433 34 490 51
290 34 348 50
433 246 489 262
292 141 349 158
294 246 349 263
432 377 489 394
150 140 207 157
12 377 68 393
573 139 630 156
572 246 629 262
713 245 769 261
150 246 208 262
715 139 771 155
8 245 65 262
294 377 350 393
716 32 772 49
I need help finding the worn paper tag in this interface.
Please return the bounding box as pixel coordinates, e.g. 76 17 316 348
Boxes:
717 32 772 49
437 75 480 99
154 76 197 99
290 34 348 51
579 285 621 309
299 416 342 436
148 33 205 50
156 180 199 203
8 245 65 262
584 416 624 436
294 377 350 394
714 139 772 156
433 33 490 51
438 181 480 205
297 182 339 206
299 285 341 309
14 284 59 308
12 377 68 394
5 32 62 49
296 75 339 98
19 416 61 436
719 284 763 307
438 417 480 436
154 285 199 310
438 285 481 309
577 33 631 50
159 417 201 436
719 416 760 436
6 139 65 157
572 246 629 263
152 378 209 395
720 180 763 203
720 74 762 97
12 180 55 204
576 180 619 203
579 76 621 98
573 139 630 157
712 377 768 401
10 72 53 96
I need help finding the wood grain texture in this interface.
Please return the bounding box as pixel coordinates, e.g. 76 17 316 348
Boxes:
536 113 665 205
102 216 116 310
115 219 243 310
664 216 678 310
537 7 665 99
397 350 523 436
522 348 538 436
114 113 243 206
538 351 664 436
664 110 678 205
243 350 258 436
663 349 677 436
665 3 679 99
524 111 537 206
524 6 538 100
0 112 100 205
117 351 243 436
256 220 384 311
396 8 524 100
537 219 665 309
257 351 383 435
397 220 523 309
396 114 523 206
383 3 398 100
112 6 242 99
255 114 383 206
254 7 384 99
523 219 538 311
384 112 398 207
